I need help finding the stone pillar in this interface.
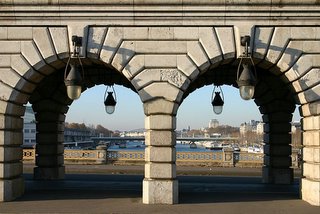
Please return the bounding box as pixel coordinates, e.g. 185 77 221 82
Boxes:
301 115 320 206
143 114 178 204
262 113 293 184
33 111 65 180
0 115 24 201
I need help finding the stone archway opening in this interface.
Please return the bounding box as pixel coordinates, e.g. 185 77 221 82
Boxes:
26 59 143 180
176 60 302 202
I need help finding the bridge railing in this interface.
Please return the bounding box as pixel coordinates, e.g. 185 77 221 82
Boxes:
22 148 300 168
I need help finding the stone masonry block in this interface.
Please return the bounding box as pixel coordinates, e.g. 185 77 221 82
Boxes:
87 27 107 59
0 162 22 179
148 27 174 40
215 27 235 62
177 55 200 81
0 130 23 146
0 41 21 54
264 156 292 167
143 179 178 204
139 82 183 103
264 144 291 156
144 55 177 68
36 122 64 133
0 146 22 162
0 55 11 67
264 133 291 144
301 178 320 206
111 41 135 72
135 41 187 54
145 163 176 179
100 27 123 64
302 115 320 130
145 146 176 162
34 166 65 180
300 101 320 117
143 99 178 116
303 162 320 180
199 27 223 65
33 27 58 64
36 133 64 144
303 147 320 163
0 100 25 116
49 27 69 56
145 130 176 146
145 115 176 130
303 131 320 146
122 55 145 79
187 41 210 72
263 123 291 133
132 68 189 91
0 27 7 39
0 114 23 130
262 112 293 123
173 27 199 40
7 27 33 40
0 177 24 202
21 41 44 67
253 27 274 59
36 155 64 167
35 112 66 122
124 27 149 40
36 144 64 155
262 166 293 184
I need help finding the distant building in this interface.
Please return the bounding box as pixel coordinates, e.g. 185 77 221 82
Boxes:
23 106 36 148
120 129 146 137
240 120 263 135
209 119 219 128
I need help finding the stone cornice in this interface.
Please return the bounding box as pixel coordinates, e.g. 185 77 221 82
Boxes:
0 0 320 25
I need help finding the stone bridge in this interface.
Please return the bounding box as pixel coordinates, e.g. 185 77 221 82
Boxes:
0 0 319 206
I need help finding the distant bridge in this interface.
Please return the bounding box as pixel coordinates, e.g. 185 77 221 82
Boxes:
91 137 238 142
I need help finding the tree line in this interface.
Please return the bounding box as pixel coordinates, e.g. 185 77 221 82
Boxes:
65 122 119 137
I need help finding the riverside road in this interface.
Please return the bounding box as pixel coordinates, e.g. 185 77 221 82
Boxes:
0 165 319 214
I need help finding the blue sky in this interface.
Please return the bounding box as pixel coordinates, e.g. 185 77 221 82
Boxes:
66 84 301 131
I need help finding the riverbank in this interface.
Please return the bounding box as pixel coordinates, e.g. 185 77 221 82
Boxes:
23 163 302 177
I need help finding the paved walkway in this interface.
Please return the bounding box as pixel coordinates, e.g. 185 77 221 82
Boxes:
0 165 318 214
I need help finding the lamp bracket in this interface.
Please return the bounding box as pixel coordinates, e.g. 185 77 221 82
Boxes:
71 35 83 57
240 35 251 57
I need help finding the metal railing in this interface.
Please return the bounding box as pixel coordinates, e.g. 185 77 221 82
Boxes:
22 148 300 168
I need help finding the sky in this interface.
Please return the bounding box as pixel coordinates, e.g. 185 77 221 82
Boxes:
65 84 301 131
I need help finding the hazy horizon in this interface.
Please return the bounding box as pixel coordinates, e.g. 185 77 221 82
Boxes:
65 84 301 131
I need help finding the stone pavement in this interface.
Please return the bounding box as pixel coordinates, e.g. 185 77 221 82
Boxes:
0 165 319 214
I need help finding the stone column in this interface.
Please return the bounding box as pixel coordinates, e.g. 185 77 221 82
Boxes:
301 115 320 206
262 113 294 184
0 114 24 201
142 101 178 204
33 111 65 180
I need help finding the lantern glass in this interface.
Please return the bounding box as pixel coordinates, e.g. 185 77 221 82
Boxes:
67 85 81 100
239 85 255 100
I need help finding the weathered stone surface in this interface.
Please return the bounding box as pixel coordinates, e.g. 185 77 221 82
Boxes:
143 179 178 204
145 115 176 130
143 98 178 116
253 27 274 59
139 82 183 103
35 155 64 167
34 166 65 180
87 27 107 59
0 146 22 162
187 41 210 72
0 114 23 130
303 147 320 163
302 115 320 130
303 131 320 146
33 27 58 64
49 27 69 57
215 27 235 62
0 177 24 202
262 166 293 184
264 133 291 144
145 163 176 179
0 162 22 179
145 130 176 146
145 147 176 162
302 178 320 206
264 156 292 168
300 100 320 117
303 162 320 180
100 27 123 64
0 130 23 146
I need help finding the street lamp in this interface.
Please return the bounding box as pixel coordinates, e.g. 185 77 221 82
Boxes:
64 35 84 100
236 36 257 100
211 85 224 115
104 85 117 114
